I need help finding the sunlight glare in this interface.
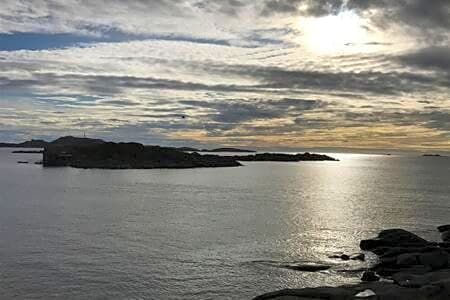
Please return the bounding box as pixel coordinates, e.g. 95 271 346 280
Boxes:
298 11 368 55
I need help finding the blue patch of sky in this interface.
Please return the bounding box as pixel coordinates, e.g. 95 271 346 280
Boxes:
35 94 103 106
0 28 235 51
0 91 35 99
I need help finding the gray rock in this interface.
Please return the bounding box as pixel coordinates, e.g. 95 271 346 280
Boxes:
437 225 450 233
441 231 450 242
361 271 380 282
329 253 350 260
255 228 450 300
392 273 431 288
396 253 419 266
282 263 331 272
360 229 429 251
419 250 449 270
340 254 350 261
253 282 435 300
351 253 366 261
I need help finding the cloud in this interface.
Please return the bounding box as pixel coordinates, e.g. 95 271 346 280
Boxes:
1 62 445 98
260 0 450 32
259 0 450 46
397 46 450 73
198 63 447 95
193 0 247 16
180 98 325 123
261 0 343 16
347 0 450 31
0 1 449 151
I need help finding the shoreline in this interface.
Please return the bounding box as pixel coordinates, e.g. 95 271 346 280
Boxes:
254 226 450 299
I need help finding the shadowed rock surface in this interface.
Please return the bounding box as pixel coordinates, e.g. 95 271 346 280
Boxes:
254 226 450 300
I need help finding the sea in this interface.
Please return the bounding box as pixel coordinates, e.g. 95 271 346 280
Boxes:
0 148 449 299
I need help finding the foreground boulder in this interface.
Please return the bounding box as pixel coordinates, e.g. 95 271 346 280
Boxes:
253 282 448 300
360 229 429 251
437 225 450 242
254 226 450 300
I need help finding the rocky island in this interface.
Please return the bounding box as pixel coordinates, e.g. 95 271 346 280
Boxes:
254 226 450 300
204 147 256 153
41 136 337 169
43 136 241 169
175 147 256 153
233 152 337 162
12 150 44 154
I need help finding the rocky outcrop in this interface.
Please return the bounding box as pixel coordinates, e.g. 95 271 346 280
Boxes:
281 262 331 272
233 152 338 162
438 225 450 242
44 141 242 169
360 228 429 251
254 226 450 300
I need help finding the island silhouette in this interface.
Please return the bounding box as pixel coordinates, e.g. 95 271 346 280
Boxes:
3 136 337 169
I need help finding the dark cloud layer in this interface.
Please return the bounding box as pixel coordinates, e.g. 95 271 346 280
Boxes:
261 0 343 16
260 0 450 41
180 98 325 123
347 0 450 31
397 46 450 73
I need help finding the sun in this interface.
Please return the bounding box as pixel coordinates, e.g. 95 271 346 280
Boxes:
298 11 369 55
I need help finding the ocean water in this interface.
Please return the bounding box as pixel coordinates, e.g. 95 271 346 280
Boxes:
0 148 449 299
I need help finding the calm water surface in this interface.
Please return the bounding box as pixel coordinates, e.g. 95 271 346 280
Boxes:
0 149 449 299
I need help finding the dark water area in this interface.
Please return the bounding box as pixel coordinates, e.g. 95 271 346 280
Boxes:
0 149 449 299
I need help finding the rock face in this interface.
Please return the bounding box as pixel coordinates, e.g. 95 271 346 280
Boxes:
360 228 429 250
254 226 450 300
437 225 450 242
361 270 379 282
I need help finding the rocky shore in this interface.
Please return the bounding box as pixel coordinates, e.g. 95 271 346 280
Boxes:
254 226 450 299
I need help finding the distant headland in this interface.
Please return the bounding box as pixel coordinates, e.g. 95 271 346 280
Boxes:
0 139 48 148
3 136 338 169
422 154 447 158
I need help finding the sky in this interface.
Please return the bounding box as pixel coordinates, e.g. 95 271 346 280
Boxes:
0 0 449 153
